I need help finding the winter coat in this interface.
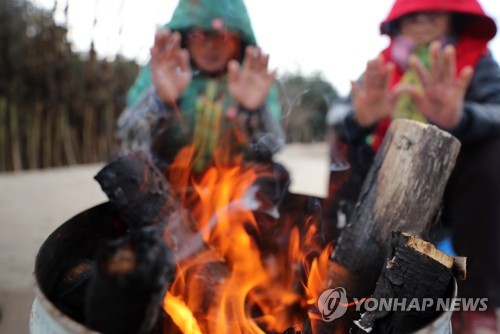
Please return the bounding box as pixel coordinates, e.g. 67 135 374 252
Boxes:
326 0 500 307
117 0 284 171
328 53 500 146
327 0 499 148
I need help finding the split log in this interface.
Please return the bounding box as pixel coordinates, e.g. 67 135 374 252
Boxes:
85 227 176 334
353 232 458 333
308 119 461 332
331 119 461 297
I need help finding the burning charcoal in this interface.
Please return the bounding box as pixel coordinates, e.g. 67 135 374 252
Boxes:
85 227 176 334
53 259 95 322
95 151 176 230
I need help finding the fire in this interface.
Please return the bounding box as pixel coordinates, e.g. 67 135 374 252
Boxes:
162 146 334 334
164 292 203 334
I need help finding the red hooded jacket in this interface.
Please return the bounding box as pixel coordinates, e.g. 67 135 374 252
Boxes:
370 0 497 151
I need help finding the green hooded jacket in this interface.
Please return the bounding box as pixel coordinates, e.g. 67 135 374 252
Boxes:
122 0 283 171
126 0 281 120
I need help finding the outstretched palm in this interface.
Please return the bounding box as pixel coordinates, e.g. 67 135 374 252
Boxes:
228 46 275 110
352 55 396 127
150 29 192 104
399 41 474 129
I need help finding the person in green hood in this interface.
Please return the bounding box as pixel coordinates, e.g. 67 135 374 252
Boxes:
116 0 284 173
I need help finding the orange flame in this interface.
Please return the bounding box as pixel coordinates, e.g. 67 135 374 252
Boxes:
164 292 202 334
162 147 336 334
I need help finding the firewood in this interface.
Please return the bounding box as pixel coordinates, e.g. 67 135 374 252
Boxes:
307 120 461 332
331 119 461 298
95 151 176 231
353 232 456 333
452 256 467 281
85 227 176 334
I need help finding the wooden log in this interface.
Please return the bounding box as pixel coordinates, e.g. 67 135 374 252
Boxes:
95 151 226 266
94 151 176 231
353 232 456 333
85 227 176 334
308 119 461 333
331 119 461 297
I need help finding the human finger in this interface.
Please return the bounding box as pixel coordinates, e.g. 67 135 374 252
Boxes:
429 40 443 82
350 80 360 98
165 31 182 55
365 58 382 89
457 65 474 91
376 54 387 76
154 29 170 47
251 47 262 70
259 52 270 71
227 59 240 84
244 46 257 71
384 62 395 93
151 30 169 58
442 45 457 85
176 49 191 72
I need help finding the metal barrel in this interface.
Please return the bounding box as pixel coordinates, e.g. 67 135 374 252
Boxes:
30 203 457 334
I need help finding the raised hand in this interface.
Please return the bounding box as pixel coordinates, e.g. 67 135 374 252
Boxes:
228 46 275 110
352 55 397 127
150 29 192 104
398 41 474 129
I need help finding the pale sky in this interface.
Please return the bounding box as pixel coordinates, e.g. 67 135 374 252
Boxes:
32 0 500 95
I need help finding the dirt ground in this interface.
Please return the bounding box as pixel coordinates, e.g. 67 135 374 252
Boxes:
0 143 330 333
0 163 107 333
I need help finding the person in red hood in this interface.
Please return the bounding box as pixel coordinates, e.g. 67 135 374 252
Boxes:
327 0 500 332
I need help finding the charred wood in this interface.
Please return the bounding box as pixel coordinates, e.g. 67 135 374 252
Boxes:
95 151 175 231
331 120 460 298
353 232 456 333
53 259 94 323
85 227 176 334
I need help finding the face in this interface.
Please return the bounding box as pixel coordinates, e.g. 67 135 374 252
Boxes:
185 29 243 74
399 11 451 46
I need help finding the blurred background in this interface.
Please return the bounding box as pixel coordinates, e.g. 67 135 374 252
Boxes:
1 0 498 172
